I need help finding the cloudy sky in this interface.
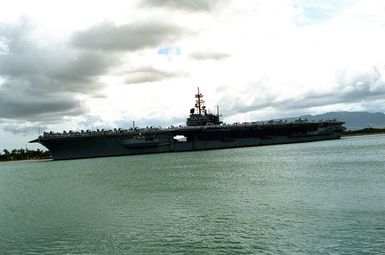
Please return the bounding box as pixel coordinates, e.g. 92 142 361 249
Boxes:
1 0 385 149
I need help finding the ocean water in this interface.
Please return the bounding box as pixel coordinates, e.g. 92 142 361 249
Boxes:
0 135 385 254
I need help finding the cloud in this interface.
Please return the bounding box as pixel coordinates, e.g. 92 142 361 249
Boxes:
336 66 385 101
123 67 187 84
71 21 186 52
0 36 9 54
1 123 48 136
141 0 223 12
189 51 230 61
217 65 385 119
0 20 118 121
216 81 276 116
0 84 84 120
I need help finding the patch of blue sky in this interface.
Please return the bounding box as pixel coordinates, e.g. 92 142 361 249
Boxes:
157 46 181 56
293 0 356 25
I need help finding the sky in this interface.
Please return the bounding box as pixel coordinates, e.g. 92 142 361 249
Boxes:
1 0 385 150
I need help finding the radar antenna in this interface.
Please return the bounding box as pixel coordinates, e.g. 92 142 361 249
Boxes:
195 87 206 115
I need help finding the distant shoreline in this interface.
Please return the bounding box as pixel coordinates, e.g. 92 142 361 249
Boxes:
343 133 385 137
0 149 51 162
0 157 52 163
342 128 385 137
0 158 52 163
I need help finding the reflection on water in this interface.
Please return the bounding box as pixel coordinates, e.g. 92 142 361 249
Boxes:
1 135 385 254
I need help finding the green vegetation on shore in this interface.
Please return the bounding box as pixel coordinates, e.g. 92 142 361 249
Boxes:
343 127 385 136
0 149 51 161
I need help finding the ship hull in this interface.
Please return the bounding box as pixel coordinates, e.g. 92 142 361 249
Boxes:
39 131 342 160
174 133 341 151
40 136 172 160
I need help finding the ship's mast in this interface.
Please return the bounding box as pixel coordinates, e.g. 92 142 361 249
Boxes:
195 87 206 115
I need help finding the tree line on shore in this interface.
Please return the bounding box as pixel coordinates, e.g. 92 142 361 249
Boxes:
0 148 51 161
342 127 385 136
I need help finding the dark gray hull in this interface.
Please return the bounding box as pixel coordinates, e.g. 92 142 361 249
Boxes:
39 130 342 160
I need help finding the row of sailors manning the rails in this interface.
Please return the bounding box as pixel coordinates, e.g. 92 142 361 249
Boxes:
40 118 340 138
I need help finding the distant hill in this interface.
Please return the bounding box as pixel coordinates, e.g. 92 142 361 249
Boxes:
284 112 385 130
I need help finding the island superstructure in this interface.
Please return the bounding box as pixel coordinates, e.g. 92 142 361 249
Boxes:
31 88 345 160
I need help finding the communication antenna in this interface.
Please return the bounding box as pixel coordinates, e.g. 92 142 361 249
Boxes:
194 87 206 115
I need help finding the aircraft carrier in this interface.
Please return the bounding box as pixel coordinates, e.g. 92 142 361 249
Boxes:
30 88 345 160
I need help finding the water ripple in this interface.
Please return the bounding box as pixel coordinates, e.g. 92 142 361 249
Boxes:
1 135 385 253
